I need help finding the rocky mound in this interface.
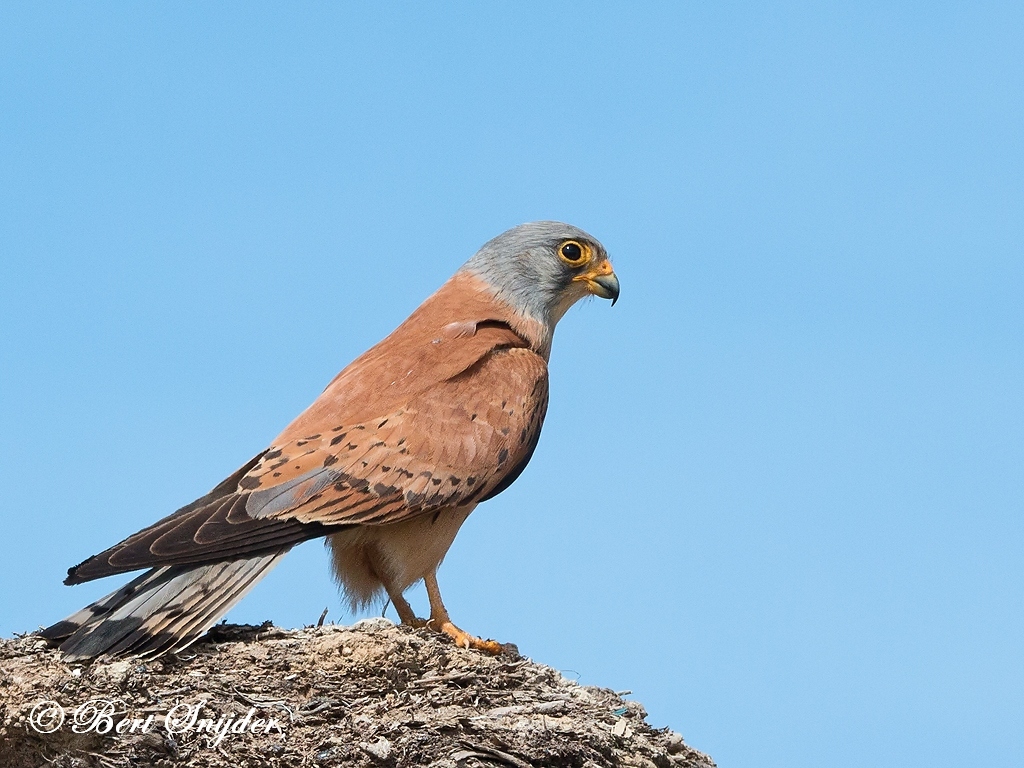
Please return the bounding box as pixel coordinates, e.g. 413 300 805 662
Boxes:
0 620 714 768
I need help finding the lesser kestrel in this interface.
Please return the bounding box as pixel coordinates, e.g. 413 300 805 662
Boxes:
41 221 619 658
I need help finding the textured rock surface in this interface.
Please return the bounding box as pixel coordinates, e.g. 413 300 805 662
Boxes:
0 620 714 768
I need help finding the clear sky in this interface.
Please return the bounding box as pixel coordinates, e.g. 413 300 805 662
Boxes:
2 4 1022 767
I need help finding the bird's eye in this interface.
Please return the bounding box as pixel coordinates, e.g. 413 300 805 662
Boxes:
558 240 589 266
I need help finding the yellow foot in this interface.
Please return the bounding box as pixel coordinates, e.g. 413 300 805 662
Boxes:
398 614 516 654
415 620 513 655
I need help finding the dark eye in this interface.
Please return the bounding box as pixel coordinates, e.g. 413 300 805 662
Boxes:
558 240 588 265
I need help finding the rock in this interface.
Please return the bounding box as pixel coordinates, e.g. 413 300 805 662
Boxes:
359 736 392 761
351 617 395 632
667 731 686 753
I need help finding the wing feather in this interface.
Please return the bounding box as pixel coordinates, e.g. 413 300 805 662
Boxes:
65 314 548 585
242 345 548 527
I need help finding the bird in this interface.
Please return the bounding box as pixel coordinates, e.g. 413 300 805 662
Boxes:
40 221 619 660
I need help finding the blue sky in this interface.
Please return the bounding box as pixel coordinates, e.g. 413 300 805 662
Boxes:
2 4 1022 767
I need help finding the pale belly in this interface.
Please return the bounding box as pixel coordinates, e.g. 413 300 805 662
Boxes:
326 505 476 608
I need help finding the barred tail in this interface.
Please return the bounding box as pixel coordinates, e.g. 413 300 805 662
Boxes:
39 549 289 659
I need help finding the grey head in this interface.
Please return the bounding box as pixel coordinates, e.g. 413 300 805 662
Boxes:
460 221 620 328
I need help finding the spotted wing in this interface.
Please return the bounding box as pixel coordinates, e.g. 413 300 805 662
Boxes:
243 343 549 525
65 324 548 584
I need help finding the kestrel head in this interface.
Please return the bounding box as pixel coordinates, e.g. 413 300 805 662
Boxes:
461 221 620 328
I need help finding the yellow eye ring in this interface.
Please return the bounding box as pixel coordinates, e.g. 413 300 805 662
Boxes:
558 239 591 267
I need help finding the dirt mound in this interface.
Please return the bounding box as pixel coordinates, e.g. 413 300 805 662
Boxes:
0 619 714 768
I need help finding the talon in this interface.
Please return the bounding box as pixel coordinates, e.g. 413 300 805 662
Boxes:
430 620 508 655
417 571 514 655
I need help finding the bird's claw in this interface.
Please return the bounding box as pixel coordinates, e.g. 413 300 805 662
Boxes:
434 620 513 655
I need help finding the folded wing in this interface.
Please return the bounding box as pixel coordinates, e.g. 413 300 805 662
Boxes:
65 322 548 585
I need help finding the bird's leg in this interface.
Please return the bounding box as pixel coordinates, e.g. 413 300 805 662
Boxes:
385 587 425 627
375 573 429 628
366 546 428 628
422 569 509 654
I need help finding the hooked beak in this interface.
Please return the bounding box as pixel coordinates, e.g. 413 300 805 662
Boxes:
589 272 620 305
574 261 620 306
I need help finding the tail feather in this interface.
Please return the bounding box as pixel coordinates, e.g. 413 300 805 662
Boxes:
112 552 285 658
39 549 290 660
102 559 247 657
